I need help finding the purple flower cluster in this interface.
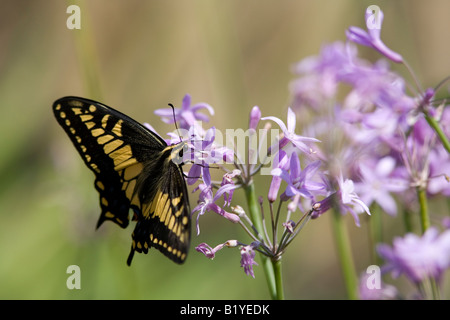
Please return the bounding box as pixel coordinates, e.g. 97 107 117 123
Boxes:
377 227 450 284
150 7 450 297
286 8 450 298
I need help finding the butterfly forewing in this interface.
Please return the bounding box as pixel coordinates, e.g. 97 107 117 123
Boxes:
53 96 191 265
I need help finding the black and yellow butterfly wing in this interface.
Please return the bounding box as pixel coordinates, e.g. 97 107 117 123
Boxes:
53 96 190 265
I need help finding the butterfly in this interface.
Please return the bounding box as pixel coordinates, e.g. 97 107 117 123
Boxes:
53 96 191 265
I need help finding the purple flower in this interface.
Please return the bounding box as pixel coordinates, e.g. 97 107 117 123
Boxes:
290 42 356 111
187 126 221 186
338 175 371 226
249 106 261 131
346 8 403 63
377 227 450 284
267 150 290 202
354 157 409 216
311 174 371 226
192 183 240 235
262 107 320 155
271 153 325 202
196 240 238 259
240 242 259 278
154 94 214 130
347 63 415 114
221 169 241 206
358 271 399 300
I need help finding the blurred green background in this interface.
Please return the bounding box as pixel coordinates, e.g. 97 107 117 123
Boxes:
1 0 449 299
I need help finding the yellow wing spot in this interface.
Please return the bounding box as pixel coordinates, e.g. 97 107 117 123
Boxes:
96 180 105 190
158 239 163 246
55 104 61 111
89 104 97 112
174 206 184 217
168 246 173 253
172 222 178 236
179 232 185 243
177 251 182 258
123 163 143 181
109 145 133 168
97 134 114 145
114 157 138 171
104 139 124 155
175 223 181 237
159 198 171 223
85 154 91 162
70 127 76 135
180 253 186 261
144 242 148 249
72 107 82 115
168 215 175 230
149 192 161 217
75 136 82 143
172 249 178 256
60 111 66 118
65 119 71 126
182 216 189 226
80 145 87 153
154 193 169 219
132 240 136 249
112 119 123 137
105 211 114 218
164 206 174 226
115 217 123 225
85 121 95 129
149 233 154 241
101 197 108 206
91 163 100 173
91 128 105 137
124 180 138 203
146 191 162 218
172 196 182 207
102 114 110 128
80 114 94 122
153 237 158 244
137 242 142 249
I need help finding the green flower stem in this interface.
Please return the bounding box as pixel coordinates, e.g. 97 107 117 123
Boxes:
243 182 278 300
272 258 285 300
416 186 430 233
331 210 358 300
430 277 441 300
402 209 414 233
424 113 450 154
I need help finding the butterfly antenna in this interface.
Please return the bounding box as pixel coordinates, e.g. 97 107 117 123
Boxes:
168 103 183 143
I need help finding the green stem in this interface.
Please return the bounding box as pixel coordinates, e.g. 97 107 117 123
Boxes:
416 187 430 233
424 113 450 154
272 258 284 300
243 183 278 300
402 209 414 233
331 210 358 300
430 277 441 300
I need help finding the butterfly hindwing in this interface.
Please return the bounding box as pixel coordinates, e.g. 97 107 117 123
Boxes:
129 150 191 265
53 96 191 264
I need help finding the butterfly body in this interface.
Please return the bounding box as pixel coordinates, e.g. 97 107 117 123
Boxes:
53 96 190 265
